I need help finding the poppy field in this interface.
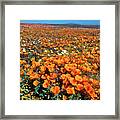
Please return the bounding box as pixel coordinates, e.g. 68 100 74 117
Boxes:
20 22 100 100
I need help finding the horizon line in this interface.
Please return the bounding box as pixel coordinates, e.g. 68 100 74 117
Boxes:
20 20 100 25
20 23 100 26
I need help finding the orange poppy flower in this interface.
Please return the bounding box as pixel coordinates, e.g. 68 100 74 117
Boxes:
50 86 60 95
30 73 40 80
20 70 24 76
86 67 91 72
75 84 83 91
33 80 39 86
50 79 56 83
90 79 99 85
60 47 63 50
61 74 66 80
42 80 49 88
75 75 82 82
31 61 36 69
55 59 62 66
66 73 71 79
26 69 33 75
20 60 26 65
84 83 97 99
60 67 65 73
64 57 70 63
24 64 29 68
71 69 81 76
66 87 75 94
60 67 66 73
47 64 55 72
92 63 98 69
35 61 40 67
40 66 46 73
92 70 97 74
50 73 57 79
76 69 81 75
64 64 71 72
82 75 88 82
44 62 49 66
72 63 77 67
42 57 47 61
41 75 46 80
46 75 51 80
69 77 77 86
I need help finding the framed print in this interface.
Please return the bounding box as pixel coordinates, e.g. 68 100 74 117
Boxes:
0 0 119 119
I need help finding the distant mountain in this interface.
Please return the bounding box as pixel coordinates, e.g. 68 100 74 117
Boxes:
49 23 100 29
20 23 100 29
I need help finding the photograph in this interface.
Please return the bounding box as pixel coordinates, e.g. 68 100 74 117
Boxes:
2 1 118 118
20 20 100 100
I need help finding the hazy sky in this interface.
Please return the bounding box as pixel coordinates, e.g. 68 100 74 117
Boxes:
20 20 100 25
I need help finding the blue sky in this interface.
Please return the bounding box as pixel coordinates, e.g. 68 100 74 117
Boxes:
20 20 100 25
